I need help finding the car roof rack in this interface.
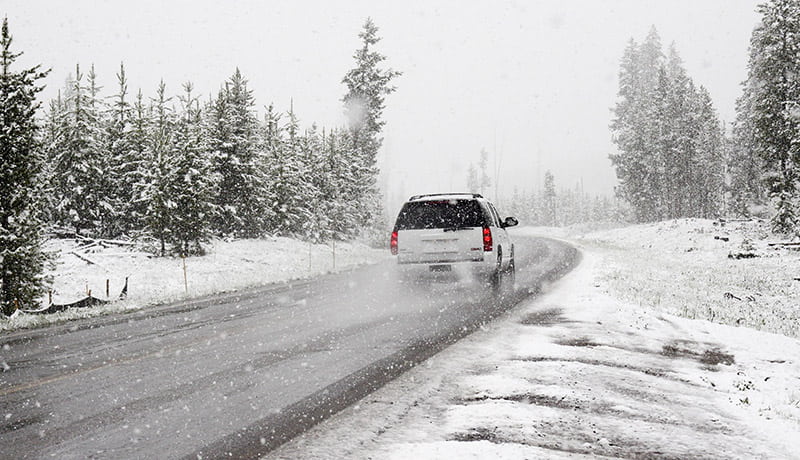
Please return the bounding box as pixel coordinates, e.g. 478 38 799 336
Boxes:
409 193 483 201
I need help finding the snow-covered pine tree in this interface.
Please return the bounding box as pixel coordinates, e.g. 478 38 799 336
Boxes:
170 82 216 255
323 127 361 240
543 171 557 226
141 81 176 256
466 163 479 193
478 148 491 197
738 0 800 233
128 88 152 234
693 86 725 218
51 63 106 236
526 189 542 226
297 124 326 242
259 103 283 235
103 62 138 237
610 32 665 222
270 104 312 236
729 79 766 216
508 187 524 224
317 128 340 241
85 64 117 236
660 46 692 218
341 18 401 233
208 69 268 238
612 28 725 222
262 102 302 236
0 18 50 314
40 91 66 227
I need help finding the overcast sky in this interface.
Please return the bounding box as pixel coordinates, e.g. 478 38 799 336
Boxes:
5 0 761 214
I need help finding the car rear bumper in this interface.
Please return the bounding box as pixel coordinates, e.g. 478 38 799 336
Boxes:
395 256 496 277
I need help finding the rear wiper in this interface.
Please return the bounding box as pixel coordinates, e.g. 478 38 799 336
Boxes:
443 226 473 232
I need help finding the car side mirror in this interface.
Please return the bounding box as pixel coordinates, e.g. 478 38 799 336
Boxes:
502 216 519 228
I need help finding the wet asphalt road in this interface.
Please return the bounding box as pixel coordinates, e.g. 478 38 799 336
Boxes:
0 235 578 459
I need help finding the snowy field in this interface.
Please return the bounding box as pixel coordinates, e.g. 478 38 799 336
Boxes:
0 237 387 332
270 219 800 459
583 218 800 339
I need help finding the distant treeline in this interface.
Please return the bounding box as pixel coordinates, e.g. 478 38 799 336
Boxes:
504 171 627 228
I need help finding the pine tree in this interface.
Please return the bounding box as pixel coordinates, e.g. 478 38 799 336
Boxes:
466 163 479 193
51 64 106 235
324 127 361 240
543 171 557 226
694 86 726 218
478 148 491 196
85 64 116 236
611 28 725 222
128 88 152 234
0 18 50 314
298 124 325 241
141 81 175 256
342 18 401 231
610 32 664 222
737 0 800 233
729 79 766 216
40 91 65 226
104 62 138 236
267 104 312 236
208 69 268 237
170 82 216 255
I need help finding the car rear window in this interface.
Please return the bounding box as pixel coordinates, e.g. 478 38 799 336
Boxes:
394 200 487 230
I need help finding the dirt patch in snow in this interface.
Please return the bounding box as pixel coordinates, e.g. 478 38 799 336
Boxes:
555 336 601 347
661 340 735 367
518 307 572 326
515 356 678 381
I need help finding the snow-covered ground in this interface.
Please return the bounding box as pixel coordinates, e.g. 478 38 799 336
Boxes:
269 219 800 459
0 237 386 332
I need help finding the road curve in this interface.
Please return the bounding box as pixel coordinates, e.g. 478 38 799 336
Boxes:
0 235 578 459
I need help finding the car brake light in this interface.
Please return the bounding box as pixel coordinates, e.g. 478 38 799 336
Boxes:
483 227 492 252
390 231 398 255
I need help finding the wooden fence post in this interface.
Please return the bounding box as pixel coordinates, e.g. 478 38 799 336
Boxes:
182 256 188 295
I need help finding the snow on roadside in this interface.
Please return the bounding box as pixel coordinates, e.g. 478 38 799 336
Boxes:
0 237 387 332
574 218 800 339
268 221 800 459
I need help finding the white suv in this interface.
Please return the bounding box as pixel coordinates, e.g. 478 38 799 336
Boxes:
390 193 518 286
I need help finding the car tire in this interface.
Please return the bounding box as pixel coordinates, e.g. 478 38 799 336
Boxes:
490 248 503 291
506 247 516 288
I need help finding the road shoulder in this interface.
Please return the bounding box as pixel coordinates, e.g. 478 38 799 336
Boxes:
268 246 800 459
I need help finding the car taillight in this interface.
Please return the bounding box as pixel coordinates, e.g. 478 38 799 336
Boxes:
483 227 493 252
390 231 398 255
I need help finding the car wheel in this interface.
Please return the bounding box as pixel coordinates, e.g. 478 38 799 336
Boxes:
490 248 503 291
506 249 516 287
